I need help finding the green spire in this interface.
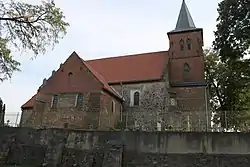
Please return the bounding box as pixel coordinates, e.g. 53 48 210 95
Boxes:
175 0 196 31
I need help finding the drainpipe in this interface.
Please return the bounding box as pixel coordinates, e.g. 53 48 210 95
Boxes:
205 84 209 131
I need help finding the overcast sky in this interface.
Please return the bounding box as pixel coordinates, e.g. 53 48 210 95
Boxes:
0 0 219 123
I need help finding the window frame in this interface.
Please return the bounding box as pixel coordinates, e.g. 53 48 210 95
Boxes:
111 100 116 113
130 90 141 107
75 93 84 107
51 95 58 108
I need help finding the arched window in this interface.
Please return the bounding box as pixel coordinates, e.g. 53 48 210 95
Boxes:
75 93 84 107
51 95 58 108
187 39 192 50
183 63 191 80
179 39 184 51
133 92 140 106
111 101 115 113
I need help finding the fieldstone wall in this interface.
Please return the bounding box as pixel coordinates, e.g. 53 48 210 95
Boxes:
111 82 180 131
0 127 250 166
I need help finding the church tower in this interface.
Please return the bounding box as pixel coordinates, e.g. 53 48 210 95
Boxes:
167 0 210 131
168 0 205 84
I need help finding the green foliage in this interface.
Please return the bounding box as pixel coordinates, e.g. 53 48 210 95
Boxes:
0 0 69 81
213 0 250 61
204 49 250 129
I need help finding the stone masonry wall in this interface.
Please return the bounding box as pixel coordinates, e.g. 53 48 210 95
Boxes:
20 92 121 130
112 81 173 131
0 127 250 167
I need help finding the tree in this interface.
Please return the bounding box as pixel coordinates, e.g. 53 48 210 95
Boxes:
0 0 69 81
213 0 250 61
204 49 250 129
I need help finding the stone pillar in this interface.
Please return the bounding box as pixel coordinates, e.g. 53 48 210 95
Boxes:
0 98 6 127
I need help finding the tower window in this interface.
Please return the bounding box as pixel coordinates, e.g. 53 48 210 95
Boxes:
133 92 140 106
180 39 184 51
187 39 192 50
183 63 191 80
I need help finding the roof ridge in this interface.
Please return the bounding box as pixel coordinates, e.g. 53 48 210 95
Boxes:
86 50 168 62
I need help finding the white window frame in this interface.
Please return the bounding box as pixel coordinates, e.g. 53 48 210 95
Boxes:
51 95 58 108
130 90 140 106
75 94 79 107
112 100 116 113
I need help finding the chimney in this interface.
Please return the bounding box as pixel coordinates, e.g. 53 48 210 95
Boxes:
42 78 47 87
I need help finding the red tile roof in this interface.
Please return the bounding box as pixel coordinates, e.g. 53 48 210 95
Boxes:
81 58 122 100
86 51 168 83
22 51 168 109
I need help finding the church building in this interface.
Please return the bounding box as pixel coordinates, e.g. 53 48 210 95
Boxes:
20 1 210 131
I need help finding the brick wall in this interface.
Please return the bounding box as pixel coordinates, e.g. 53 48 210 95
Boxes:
172 86 211 131
20 92 122 130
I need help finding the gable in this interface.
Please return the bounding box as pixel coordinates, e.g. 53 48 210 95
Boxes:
39 52 103 94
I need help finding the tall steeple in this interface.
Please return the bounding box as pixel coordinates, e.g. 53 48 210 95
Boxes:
174 0 196 32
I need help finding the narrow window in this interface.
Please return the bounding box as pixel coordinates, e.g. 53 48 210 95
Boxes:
183 63 191 80
112 101 115 113
180 39 184 51
133 92 140 106
51 95 58 108
64 122 68 129
187 39 192 50
170 41 174 48
75 93 84 107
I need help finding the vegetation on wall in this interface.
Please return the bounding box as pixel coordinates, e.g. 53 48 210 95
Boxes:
0 0 69 81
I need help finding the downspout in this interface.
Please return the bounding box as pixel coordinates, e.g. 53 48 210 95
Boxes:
205 84 209 131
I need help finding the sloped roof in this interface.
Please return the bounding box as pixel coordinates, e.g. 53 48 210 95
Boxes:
86 51 168 84
171 0 197 33
81 58 122 99
21 51 168 109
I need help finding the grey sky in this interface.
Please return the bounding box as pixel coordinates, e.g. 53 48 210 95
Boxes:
0 0 219 123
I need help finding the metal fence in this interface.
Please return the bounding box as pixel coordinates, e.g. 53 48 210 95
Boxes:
120 110 250 132
3 110 250 132
4 112 21 127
